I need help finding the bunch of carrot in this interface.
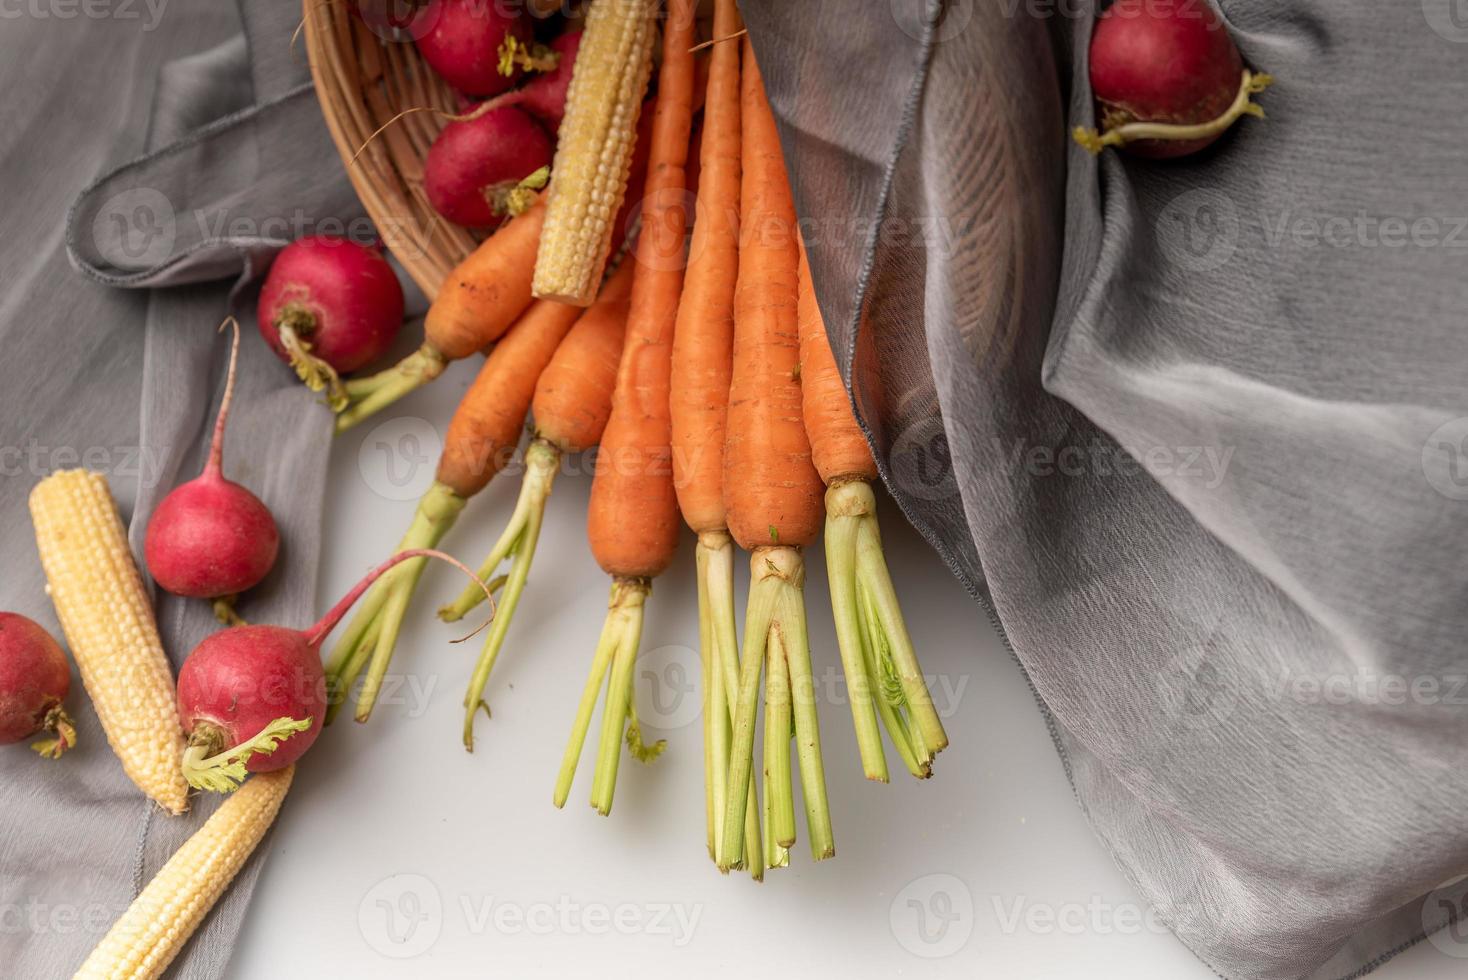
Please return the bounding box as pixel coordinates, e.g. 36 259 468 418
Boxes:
325 0 947 877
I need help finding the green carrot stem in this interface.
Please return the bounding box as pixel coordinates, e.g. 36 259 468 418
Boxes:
764 763 788 870
590 579 648 815
554 605 619 809
336 344 448 432
779 584 834 861
442 440 560 622
321 481 465 722
716 557 780 871
765 618 796 848
822 482 889 781
458 444 559 748
697 540 722 859
855 515 948 757
856 576 927 778
702 532 765 878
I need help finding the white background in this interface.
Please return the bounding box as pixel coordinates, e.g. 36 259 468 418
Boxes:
232 357 1459 978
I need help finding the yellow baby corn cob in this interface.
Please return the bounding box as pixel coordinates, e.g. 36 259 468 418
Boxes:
532 0 657 305
30 469 189 815
73 766 294 980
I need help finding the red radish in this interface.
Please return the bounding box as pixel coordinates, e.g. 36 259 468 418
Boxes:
145 320 280 627
515 29 580 132
257 236 405 407
442 30 580 129
1077 0 1272 158
415 0 530 98
177 548 493 791
424 106 554 228
0 613 75 758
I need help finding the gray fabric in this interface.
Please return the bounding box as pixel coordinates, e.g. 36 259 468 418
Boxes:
0 2 343 977
747 1 1468 978
3 1 1464 979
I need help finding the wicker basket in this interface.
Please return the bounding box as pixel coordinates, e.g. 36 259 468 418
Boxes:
303 3 482 300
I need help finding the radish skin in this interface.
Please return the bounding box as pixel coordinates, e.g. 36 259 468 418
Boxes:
145 320 280 627
177 548 493 792
415 0 530 97
0 613 75 758
1077 0 1272 158
425 106 553 228
257 236 405 407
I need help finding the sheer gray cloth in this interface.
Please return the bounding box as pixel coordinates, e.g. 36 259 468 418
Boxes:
746 1 1468 978
2 1 1464 978
0 3 343 977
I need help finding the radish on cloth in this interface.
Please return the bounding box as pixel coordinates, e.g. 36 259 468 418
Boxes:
0 613 75 759
145 319 280 627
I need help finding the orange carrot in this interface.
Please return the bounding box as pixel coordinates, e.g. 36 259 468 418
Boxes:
335 200 546 431
556 0 697 818
440 261 636 750
797 247 878 486
325 292 583 724
798 243 948 783
426 201 548 362
667 0 762 876
717 41 831 873
530 260 636 455
438 297 582 497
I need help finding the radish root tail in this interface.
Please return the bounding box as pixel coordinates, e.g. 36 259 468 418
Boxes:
1074 69 1274 155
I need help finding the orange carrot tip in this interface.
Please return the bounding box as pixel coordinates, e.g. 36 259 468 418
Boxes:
553 577 666 815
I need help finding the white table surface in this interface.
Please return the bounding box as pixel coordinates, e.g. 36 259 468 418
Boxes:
232 355 1457 979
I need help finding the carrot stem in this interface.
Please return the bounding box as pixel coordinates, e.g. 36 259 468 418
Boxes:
697 536 725 860
323 482 467 721
822 483 890 782
335 344 448 432
590 580 653 816
717 554 779 870
555 579 663 814
554 601 620 809
854 504 949 759
764 619 795 848
699 531 764 878
780 580 834 861
854 577 927 779
456 440 559 749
